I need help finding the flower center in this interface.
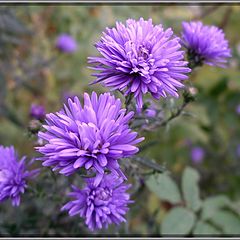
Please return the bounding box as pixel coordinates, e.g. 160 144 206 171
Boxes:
137 45 149 60
129 43 155 78
87 187 112 206
187 49 205 67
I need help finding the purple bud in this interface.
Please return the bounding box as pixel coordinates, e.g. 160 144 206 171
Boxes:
190 146 205 164
145 108 157 118
30 104 45 120
56 34 78 53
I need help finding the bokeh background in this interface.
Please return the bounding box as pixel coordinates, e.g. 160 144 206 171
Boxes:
1 4 240 236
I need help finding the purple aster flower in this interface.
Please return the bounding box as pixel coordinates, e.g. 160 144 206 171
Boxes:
181 21 231 68
36 92 144 185
56 33 78 53
61 173 132 231
0 146 38 206
190 146 205 164
89 18 191 109
30 103 46 120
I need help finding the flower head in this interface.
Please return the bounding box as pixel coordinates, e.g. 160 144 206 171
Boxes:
56 33 78 53
30 103 46 120
181 21 231 68
0 146 38 206
190 146 205 164
89 18 191 109
61 173 132 231
37 92 144 184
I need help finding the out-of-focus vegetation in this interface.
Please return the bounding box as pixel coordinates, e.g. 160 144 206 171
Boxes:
1 5 240 236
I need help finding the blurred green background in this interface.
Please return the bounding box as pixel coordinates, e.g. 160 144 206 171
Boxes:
1 4 240 236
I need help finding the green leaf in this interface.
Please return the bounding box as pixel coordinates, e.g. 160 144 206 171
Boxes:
201 195 231 220
146 173 181 204
161 207 196 235
193 220 221 235
182 167 201 212
210 210 240 234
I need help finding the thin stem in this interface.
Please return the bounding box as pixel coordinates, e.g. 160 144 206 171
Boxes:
141 89 195 132
219 6 233 30
133 156 166 173
125 93 134 112
158 99 188 128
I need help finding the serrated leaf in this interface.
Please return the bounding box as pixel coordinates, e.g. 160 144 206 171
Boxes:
161 207 196 235
182 167 201 212
146 173 181 204
193 220 221 235
210 210 240 234
201 195 231 220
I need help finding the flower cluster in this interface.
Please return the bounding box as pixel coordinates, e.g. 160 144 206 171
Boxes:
181 21 231 68
0 15 233 233
89 18 191 109
0 146 38 206
37 91 143 230
35 18 232 232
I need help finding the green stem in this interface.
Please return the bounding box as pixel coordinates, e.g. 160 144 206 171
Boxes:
133 156 166 173
125 93 134 112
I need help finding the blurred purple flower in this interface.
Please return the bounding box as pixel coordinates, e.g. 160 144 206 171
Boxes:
145 109 157 118
30 103 46 120
144 100 157 118
0 146 38 206
236 104 240 115
181 21 231 67
236 144 240 158
89 18 191 109
190 146 205 164
56 33 78 53
62 173 132 231
36 92 144 185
